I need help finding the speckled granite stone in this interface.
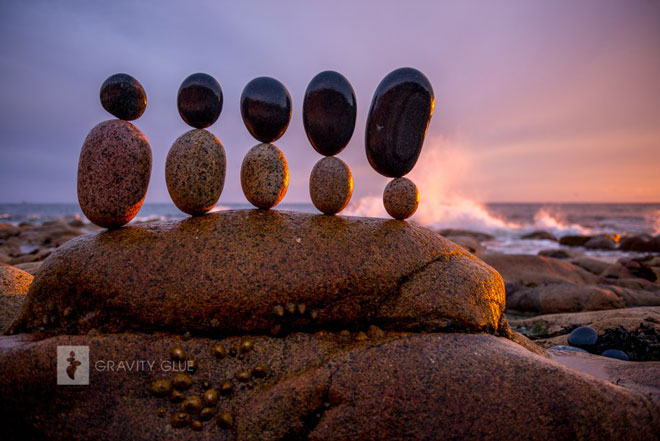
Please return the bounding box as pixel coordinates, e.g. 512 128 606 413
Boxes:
77 120 152 228
166 129 226 216
0 265 32 295
9 210 505 336
383 177 419 220
0 265 32 333
0 332 658 441
100 73 147 121
240 77 291 143
366 67 434 177
240 144 288 209
177 73 223 129
309 157 353 215
303 71 356 156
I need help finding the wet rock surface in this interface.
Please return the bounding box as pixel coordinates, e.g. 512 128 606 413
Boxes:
9 210 505 336
1 332 659 441
511 307 660 361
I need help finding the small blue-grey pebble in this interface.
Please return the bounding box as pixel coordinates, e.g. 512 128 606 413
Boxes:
567 326 598 348
601 349 630 361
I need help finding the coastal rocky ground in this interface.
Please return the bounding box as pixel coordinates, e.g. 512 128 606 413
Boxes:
1 215 659 440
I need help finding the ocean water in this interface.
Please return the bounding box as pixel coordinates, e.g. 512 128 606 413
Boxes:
1 202 658 261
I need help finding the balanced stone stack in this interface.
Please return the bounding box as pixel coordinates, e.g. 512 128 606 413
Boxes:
365 67 434 220
166 73 227 215
303 71 356 215
239 77 292 209
3 71 660 440
77 73 152 228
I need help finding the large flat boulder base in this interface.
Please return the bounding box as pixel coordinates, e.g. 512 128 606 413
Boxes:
1 211 659 440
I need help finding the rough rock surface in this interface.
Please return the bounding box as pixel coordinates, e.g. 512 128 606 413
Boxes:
481 254 597 286
483 253 660 315
9 210 506 336
1 332 658 441
0 265 32 333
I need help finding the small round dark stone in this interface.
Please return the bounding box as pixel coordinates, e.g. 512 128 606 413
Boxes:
172 373 192 391
149 379 172 397
100 73 146 121
240 77 291 142
201 381 211 390
567 326 599 349
169 390 185 403
171 412 190 429
212 343 227 359
219 380 233 395
181 396 203 414
202 388 219 407
365 67 434 177
191 420 203 431
239 340 254 354
303 70 356 156
273 304 285 317
252 363 269 378
235 370 251 382
200 407 215 421
601 349 630 361
217 412 233 429
177 73 223 129
157 407 166 418
170 347 186 361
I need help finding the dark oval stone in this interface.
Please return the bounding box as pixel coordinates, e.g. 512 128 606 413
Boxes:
567 326 598 349
177 73 223 129
303 71 356 156
365 67 434 177
601 349 630 361
99 73 146 121
240 77 291 143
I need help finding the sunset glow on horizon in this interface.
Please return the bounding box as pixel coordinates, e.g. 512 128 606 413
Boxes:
0 0 658 204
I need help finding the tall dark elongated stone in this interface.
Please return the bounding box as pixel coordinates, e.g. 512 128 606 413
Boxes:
240 77 291 143
100 73 147 121
303 71 356 156
177 73 223 129
365 67 434 178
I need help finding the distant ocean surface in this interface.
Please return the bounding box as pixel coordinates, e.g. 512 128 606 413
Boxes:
1 202 658 262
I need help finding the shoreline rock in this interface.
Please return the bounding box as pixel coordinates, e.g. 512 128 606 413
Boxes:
9 210 506 336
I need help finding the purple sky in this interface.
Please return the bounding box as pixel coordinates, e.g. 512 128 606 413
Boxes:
1 0 659 204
